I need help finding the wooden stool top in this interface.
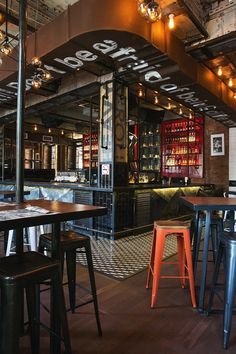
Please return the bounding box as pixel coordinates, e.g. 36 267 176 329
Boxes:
154 220 190 229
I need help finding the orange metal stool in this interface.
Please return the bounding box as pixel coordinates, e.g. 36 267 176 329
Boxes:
146 220 196 309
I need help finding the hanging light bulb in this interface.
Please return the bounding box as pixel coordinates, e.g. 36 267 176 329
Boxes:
154 95 159 104
31 56 42 67
137 0 148 17
34 125 38 131
138 88 144 97
168 14 175 29
228 78 233 87
0 40 12 56
48 128 51 133
42 70 52 81
146 1 161 22
61 129 64 135
189 111 194 119
167 102 171 110
179 107 183 115
31 76 42 89
217 66 223 76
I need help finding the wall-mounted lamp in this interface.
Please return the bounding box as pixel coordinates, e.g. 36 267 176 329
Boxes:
228 78 233 87
138 88 144 97
217 66 223 76
168 14 175 29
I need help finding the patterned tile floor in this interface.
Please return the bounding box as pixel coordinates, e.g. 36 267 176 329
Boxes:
76 231 178 280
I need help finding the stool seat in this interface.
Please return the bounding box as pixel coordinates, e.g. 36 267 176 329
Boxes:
154 220 190 229
39 230 102 336
0 251 71 354
40 231 88 248
0 251 59 281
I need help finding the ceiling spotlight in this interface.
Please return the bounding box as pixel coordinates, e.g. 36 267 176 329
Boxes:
228 78 233 87
31 76 42 89
168 13 175 29
31 56 42 67
137 0 148 17
146 1 161 22
217 66 222 76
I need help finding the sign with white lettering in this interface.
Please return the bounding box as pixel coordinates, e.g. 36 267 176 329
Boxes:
101 164 110 176
0 30 235 126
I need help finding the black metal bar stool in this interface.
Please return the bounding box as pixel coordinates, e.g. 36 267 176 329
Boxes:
0 251 72 354
38 230 102 336
192 212 223 276
207 231 236 349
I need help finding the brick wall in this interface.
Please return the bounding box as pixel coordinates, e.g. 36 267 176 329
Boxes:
191 116 229 189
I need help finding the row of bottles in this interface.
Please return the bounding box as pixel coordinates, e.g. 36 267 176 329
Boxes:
164 120 196 134
165 156 200 166
83 132 98 168
161 117 203 178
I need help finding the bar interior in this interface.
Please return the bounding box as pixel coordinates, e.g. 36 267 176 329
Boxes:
0 0 235 353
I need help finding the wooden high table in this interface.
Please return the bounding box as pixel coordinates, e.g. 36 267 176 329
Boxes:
0 199 107 354
181 196 236 313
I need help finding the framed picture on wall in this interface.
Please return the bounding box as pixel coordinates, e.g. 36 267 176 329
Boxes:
211 133 225 156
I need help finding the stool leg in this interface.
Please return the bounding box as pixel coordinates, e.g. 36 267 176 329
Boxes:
0 283 20 354
207 243 223 314
85 242 102 336
223 244 236 349
177 236 186 288
192 215 203 277
26 284 40 354
183 230 196 308
66 250 76 313
151 230 165 309
146 226 156 289
5 230 14 256
52 270 72 354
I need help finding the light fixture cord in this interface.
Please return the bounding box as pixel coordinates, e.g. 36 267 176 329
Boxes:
5 0 8 38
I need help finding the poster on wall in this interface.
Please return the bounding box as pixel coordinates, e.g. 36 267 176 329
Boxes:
211 133 225 156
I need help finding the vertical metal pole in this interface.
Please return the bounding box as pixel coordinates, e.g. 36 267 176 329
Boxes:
16 0 27 204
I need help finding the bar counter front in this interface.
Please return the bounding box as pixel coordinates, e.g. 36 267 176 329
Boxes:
0 181 216 239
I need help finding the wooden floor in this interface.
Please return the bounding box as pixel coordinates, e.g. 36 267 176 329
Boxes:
20 253 236 354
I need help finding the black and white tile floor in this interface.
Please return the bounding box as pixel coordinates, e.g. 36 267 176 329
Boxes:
76 232 178 280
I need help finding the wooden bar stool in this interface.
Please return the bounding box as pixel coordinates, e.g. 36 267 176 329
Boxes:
38 231 102 336
146 220 196 309
0 251 71 354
